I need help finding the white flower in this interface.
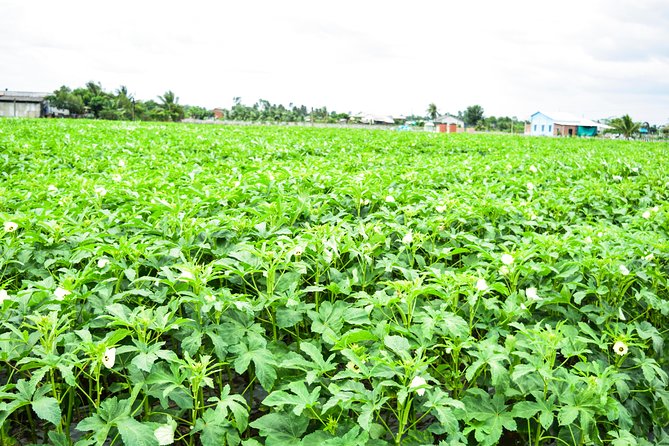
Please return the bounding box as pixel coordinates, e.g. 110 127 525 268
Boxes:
118 159 126 167
54 287 71 301
619 264 630 276
529 165 538 173
652 206 659 212
97 258 110 268
154 424 175 445
0 289 9 304
526 287 539 301
204 294 216 303
499 265 509 276
402 232 413 245
385 195 395 203
435 205 447 213
584 236 593 244
618 308 626 321
501 254 514 265
476 278 488 292
94 186 107 196
642 210 651 219
111 174 122 182
48 185 58 192
527 182 535 191
613 341 628 356
179 270 194 281
102 347 116 369
520 303 527 310
409 376 428 396
612 175 623 182
234 180 241 187
4 221 18 232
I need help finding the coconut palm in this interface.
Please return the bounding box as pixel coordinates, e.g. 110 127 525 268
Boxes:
427 103 438 121
610 115 640 139
157 90 185 122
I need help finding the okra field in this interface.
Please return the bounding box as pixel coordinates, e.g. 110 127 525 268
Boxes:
2 119 669 446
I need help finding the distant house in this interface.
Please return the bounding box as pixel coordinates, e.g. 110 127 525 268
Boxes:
529 111 610 137
0 91 49 118
434 114 464 133
213 108 225 119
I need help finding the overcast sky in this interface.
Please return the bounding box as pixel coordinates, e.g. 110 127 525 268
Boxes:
2 0 668 123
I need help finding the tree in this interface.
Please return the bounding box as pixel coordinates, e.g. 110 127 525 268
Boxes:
609 115 640 139
462 105 484 127
157 90 185 122
46 86 85 115
427 103 438 121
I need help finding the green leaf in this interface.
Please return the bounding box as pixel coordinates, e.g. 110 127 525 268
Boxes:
511 401 540 419
194 408 238 446
262 381 321 416
31 396 61 426
250 412 309 446
116 417 159 446
384 335 411 359
558 406 579 426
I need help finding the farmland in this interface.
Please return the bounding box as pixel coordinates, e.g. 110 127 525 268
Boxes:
1 119 669 445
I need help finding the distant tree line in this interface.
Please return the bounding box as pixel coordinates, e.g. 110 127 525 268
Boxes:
47 82 197 122
45 83 351 124
218 97 350 123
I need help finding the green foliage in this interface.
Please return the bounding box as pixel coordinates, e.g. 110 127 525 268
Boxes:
609 114 642 139
0 120 668 444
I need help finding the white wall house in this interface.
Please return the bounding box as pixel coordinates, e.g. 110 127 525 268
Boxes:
528 111 610 137
529 112 556 136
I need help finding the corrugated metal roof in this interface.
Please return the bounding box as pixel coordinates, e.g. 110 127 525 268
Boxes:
532 111 610 128
0 91 48 102
435 114 464 125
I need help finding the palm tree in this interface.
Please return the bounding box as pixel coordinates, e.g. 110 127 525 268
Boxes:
157 90 184 122
610 115 640 139
427 103 438 121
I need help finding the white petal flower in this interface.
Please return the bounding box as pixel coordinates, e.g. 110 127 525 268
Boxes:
94 186 107 196
48 185 58 192
529 165 538 173
402 231 413 245
501 254 514 265
584 236 593 244
54 287 71 301
409 376 428 396
154 424 175 445
102 347 116 369
619 264 630 276
4 221 18 232
97 258 110 268
526 287 539 301
435 205 447 213
179 270 194 281
652 206 659 212
476 278 488 292
0 289 9 304
385 195 395 203
613 341 628 356
118 159 126 167
526 182 535 191
612 175 623 182
642 211 651 219
499 265 509 276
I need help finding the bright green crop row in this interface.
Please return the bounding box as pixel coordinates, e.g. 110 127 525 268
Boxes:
1 119 668 445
